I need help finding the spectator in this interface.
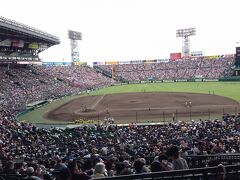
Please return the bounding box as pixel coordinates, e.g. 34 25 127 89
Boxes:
166 145 189 170
54 157 67 171
93 162 108 179
2 161 16 175
158 154 173 171
67 161 91 180
120 160 133 175
25 167 41 180
150 161 163 172
133 158 149 174
57 167 72 180
105 160 114 177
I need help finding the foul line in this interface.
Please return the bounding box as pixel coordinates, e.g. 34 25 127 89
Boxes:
90 94 106 109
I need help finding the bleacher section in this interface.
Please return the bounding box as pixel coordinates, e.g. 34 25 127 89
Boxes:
0 65 114 120
1 113 240 179
94 56 235 82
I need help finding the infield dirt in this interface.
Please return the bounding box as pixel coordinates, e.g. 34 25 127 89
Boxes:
46 92 239 123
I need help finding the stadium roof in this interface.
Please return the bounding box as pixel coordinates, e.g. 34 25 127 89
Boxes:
0 16 60 45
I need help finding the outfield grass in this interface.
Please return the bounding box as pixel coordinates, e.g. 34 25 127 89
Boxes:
19 81 240 124
91 82 240 102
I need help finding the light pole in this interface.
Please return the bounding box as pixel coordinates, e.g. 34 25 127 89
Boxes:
176 28 196 61
68 30 82 65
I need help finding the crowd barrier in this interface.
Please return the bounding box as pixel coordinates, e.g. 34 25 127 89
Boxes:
97 164 240 180
185 154 240 168
3 154 240 179
47 154 240 180
0 174 22 180
74 154 240 169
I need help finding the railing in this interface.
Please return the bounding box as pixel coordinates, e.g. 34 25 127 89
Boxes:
73 154 240 169
96 164 240 180
185 154 240 168
27 155 240 179
0 174 22 180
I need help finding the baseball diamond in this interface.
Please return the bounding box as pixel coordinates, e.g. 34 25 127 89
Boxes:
46 92 240 123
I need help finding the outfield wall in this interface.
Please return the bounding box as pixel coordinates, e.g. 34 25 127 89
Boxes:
121 78 220 84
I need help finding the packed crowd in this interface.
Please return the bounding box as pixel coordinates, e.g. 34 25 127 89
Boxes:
0 65 113 120
0 113 240 179
35 66 113 89
96 56 235 81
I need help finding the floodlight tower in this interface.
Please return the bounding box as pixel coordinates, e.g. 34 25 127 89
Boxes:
68 30 82 64
176 28 196 60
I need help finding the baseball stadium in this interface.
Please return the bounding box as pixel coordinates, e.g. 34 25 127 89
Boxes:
1 13 240 180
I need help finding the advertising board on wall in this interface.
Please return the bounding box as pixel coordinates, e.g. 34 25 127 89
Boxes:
191 51 204 57
170 53 182 60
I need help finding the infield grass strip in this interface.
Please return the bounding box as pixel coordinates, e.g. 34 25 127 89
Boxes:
19 94 83 124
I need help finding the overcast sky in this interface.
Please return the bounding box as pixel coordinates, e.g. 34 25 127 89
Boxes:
0 0 239 63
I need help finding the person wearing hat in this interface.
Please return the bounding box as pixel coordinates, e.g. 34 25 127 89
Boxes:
120 160 133 175
25 166 41 180
93 162 108 179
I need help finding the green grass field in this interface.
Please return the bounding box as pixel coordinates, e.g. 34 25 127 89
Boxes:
19 82 240 124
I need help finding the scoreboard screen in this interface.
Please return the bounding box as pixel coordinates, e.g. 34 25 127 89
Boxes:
68 30 82 40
